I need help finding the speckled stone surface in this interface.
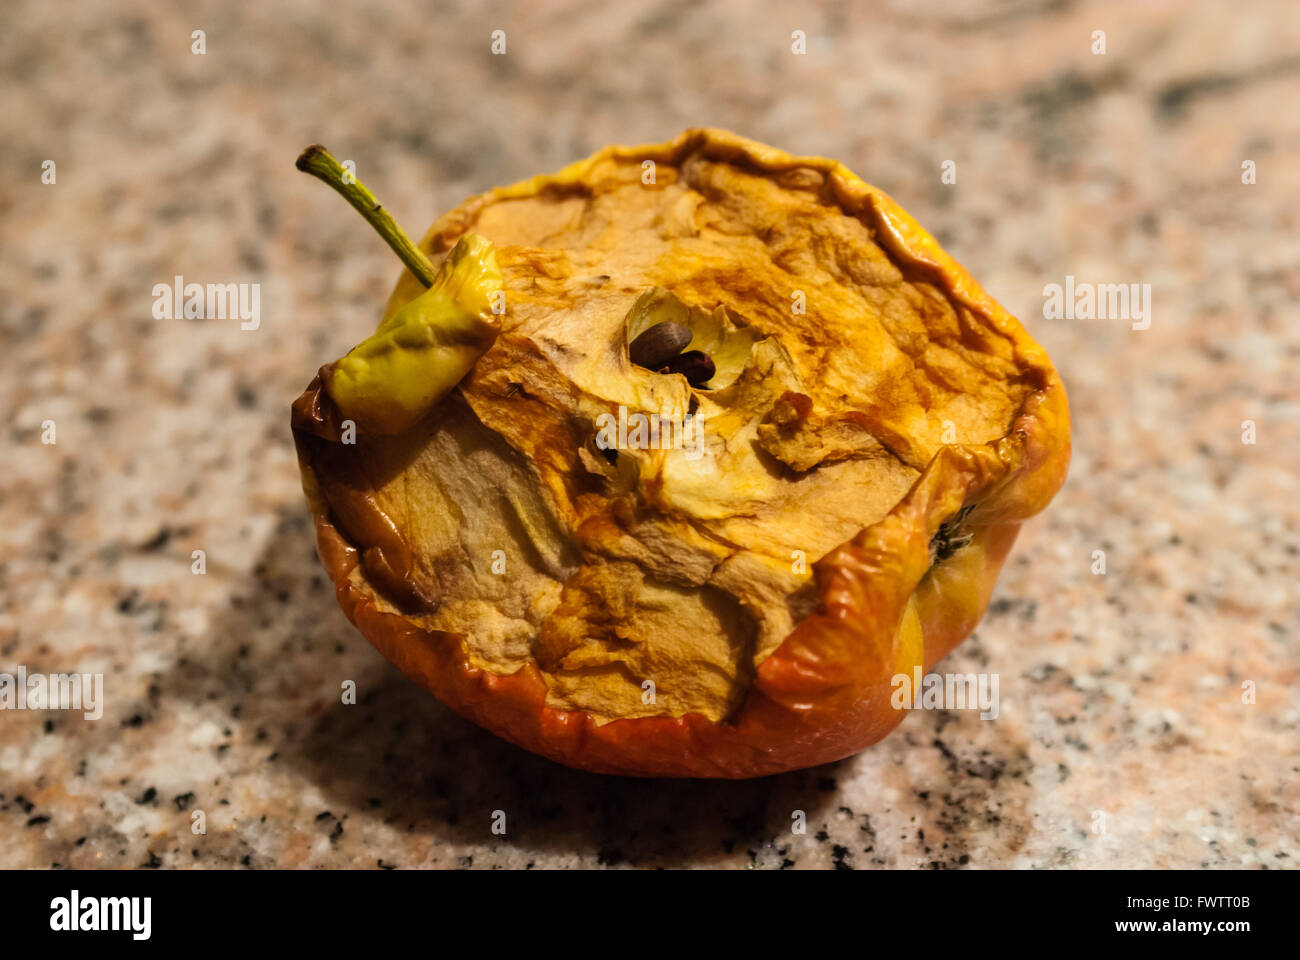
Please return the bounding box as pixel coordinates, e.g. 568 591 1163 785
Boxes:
2 0 1297 869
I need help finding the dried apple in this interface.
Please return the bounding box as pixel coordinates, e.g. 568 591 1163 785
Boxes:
291 129 1070 778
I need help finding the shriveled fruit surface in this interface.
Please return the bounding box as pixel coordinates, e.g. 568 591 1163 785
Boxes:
292 128 1070 777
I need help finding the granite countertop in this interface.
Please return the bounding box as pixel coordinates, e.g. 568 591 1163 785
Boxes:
2 0 1296 868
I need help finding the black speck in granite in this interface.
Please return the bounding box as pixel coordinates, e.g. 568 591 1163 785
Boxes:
988 597 1016 617
136 787 157 805
933 738 959 774
239 242 264 272
141 851 162 868
27 815 51 827
140 526 171 551
964 752 1008 782
1155 56 1300 121
1026 662 1060 683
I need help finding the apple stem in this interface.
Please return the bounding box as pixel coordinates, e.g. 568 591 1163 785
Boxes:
295 145 439 288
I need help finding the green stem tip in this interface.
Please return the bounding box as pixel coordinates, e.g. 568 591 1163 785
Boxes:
295 144 438 288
